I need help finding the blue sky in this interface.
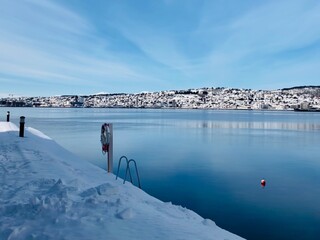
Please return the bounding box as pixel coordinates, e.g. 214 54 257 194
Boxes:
0 0 319 96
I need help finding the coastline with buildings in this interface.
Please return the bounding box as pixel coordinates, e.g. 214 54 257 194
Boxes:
1 86 320 111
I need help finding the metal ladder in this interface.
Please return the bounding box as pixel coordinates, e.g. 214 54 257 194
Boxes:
116 156 141 189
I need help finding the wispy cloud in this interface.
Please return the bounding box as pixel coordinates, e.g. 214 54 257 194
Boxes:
99 0 320 89
228 0 320 53
0 0 160 95
193 0 320 88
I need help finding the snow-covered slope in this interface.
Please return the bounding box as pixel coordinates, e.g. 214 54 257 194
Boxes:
0 122 244 240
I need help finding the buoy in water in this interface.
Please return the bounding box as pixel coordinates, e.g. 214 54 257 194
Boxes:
261 179 266 187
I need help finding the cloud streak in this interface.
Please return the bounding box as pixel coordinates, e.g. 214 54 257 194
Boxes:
0 0 162 95
195 0 320 88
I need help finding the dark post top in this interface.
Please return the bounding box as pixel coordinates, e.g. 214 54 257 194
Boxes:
6 111 10 122
20 116 25 123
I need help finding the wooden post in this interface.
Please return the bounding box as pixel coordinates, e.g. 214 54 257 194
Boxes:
107 123 113 173
7 111 10 122
19 116 25 137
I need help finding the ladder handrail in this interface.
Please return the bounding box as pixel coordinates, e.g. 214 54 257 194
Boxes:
116 155 141 189
116 156 132 183
125 159 141 189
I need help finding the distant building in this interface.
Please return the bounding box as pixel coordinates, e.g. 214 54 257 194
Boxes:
300 102 310 110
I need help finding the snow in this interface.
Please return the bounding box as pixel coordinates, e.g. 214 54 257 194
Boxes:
0 122 244 240
26 127 52 140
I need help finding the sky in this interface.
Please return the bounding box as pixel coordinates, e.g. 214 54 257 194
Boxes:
0 0 319 97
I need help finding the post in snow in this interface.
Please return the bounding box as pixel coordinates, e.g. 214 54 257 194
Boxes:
101 123 113 173
7 111 10 122
19 116 25 137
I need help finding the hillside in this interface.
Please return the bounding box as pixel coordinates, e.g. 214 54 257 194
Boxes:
1 86 320 110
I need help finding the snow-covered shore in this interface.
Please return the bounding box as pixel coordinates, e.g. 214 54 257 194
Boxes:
0 122 244 240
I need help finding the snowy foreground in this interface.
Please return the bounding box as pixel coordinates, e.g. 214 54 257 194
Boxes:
0 122 244 240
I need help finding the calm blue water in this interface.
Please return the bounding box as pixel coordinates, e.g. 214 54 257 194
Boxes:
3 107 320 240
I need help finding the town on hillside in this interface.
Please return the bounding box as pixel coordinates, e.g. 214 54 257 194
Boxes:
1 86 320 111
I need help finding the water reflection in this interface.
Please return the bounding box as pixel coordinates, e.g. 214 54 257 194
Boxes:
160 120 320 131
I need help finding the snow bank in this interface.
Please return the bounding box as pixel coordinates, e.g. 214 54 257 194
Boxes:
0 122 244 240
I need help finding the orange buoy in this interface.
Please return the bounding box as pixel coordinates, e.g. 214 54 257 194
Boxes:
261 179 266 187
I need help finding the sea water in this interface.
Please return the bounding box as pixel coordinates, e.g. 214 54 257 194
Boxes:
3 107 320 240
